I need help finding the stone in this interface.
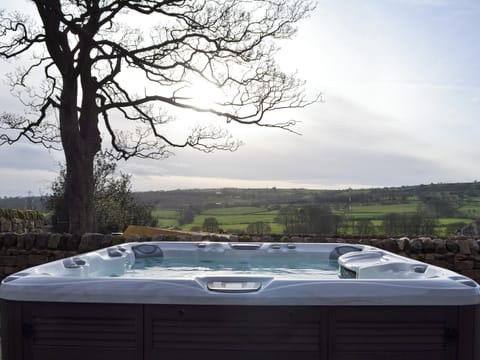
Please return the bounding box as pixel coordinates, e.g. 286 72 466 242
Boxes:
459 269 480 282
48 233 62 249
446 240 459 253
425 258 450 269
3 233 17 247
34 233 50 250
422 238 436 253
357 238 370 245
12 218 24 233
58 234 70 250
290 236 303 243
15 255 28 267
369 239 383 248
0 256 17 266
468 239 479 254
189 234 201 242
379 239 399 253
54 251 69 260
16 234 25 249
23 233 36 250
409 254 425 261
457 240 471 255
455 254 472 262
395 238 408 251
434 253 455 262
79 233 105 251
0 217 12 232
433 238 447 254
66 233 81 251
454 259 474 271
27 254 49 266
409 239 424 254
425 253 435 262
99 235 114 248
114 235 127 245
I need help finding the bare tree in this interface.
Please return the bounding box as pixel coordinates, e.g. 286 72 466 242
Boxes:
0 0 318 234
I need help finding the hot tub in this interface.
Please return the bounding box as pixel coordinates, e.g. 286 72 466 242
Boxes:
1 241 479 360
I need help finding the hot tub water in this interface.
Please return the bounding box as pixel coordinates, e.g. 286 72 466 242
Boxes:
125 256 339 279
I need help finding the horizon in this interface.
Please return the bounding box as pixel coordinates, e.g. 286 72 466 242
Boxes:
2 179 479 199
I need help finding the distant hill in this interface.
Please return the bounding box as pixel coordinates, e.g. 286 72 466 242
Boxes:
2 181 480 215
132 182 480 236
133 182 480 210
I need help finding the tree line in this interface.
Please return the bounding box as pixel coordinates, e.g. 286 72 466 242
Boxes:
273 206 443 236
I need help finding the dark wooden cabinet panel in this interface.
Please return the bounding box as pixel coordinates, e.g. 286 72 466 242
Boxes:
2 301 477 360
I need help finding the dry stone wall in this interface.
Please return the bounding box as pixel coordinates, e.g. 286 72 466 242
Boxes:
0 218 43 233
0 209 44 233
0 232 480 282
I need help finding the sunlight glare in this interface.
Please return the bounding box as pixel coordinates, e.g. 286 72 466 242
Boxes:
180 79 226 110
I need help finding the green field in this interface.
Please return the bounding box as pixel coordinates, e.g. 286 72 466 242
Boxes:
152 207 282 233
147 186 480 236
459 199 480 215
151 203 478 236
187 207 281 233
152 209 179 228
341 202 420 219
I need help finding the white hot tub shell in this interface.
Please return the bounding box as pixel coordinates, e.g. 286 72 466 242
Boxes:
1 241 479 360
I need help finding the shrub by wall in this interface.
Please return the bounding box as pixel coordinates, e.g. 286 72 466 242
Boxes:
0 232 480 282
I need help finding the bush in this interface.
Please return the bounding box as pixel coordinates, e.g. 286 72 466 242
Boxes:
202 217 220 233
246 221 272 235
45 153 157 234
0 208 43 222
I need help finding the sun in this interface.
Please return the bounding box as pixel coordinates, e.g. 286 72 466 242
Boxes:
181 78 226 110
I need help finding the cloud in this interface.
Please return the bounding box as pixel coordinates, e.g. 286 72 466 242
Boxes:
0 142 61 171
0 168 57 196
385 0 450 6
1 0 478 196
131 175 370 192
0 142 61 196
119 93 463 191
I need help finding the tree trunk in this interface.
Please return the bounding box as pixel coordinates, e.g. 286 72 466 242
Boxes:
60 77 100 235
65 151 96 234
32 0 102 235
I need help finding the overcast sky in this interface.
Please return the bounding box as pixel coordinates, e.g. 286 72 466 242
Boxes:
1 0 479 197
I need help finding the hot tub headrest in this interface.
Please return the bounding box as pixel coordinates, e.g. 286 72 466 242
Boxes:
132 244 164 258
329 246 362 265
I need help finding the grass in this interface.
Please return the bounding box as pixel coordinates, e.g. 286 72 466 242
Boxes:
202 206 272 216
152 209 179 228
181 206 281 233
152 209 178 218
150 197 480 236
347 202 419 219
437 218 472 225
